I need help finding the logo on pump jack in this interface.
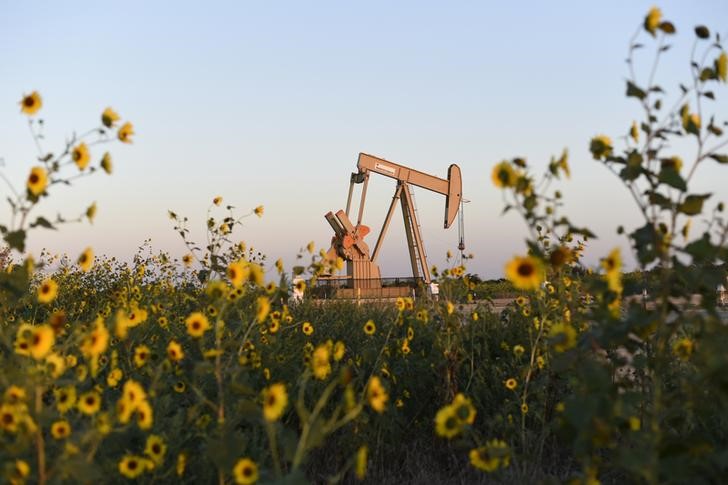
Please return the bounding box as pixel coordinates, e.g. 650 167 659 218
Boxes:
374 162 396 175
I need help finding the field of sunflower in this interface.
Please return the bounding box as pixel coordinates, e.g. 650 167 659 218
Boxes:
2 8 728 485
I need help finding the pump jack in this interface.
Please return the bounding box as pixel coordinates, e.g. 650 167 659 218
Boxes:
324 153 461 297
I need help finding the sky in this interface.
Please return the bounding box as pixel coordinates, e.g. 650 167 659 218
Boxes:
1 1 727 278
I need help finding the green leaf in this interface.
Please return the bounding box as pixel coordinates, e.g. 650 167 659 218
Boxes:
647 191 672 210
700 67 716 82
30 216 56 230
626 81 647 100
3 230 26 252
709 154 728 164
678 193 711 215
658 168 687 191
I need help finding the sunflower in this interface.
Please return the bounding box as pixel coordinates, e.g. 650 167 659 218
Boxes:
434 404 462 438
644 6 661 36
249 263 264 286
255 296 270 323
268 319 280 334
37 278 58 304
176 453 187 477
401 339 411 355
469 440 510 472
45 352 66 378
254 205 264 218
134 345 151 367
136 400 153 429
600 248 622 293
27 166 49 196
20 91 42 115
93 152 110 176
55 386 77 414
452 393 477 425
512 344 525 358
294 279 306 293
81 319 109 358
395 297 405 311
51 420 71 439
363 319 376 335
185 312 211 338
173 381 186 393
504 378 518 391
224 261 244 289
4 386 26 404
78 247 94 271
262 383 288 422
504 255 545 291
72 142 91 170
630 121 639 143
333 341 345 361
589 135 613 160
122 379 147 408
233 458 259 485
86 201 97 223
118 455 151 479
311 344 331 380
117 122 134 143
144 434 167 465
78 391 102 415
0 404 19 433
301 321 314 336
367 376 388 413
167 340 184 362
661 156 683 172
673 338 694 361
549 322 577 352
491 161 518 188
355 445 368 480
101 107 120 128
29 325 55 360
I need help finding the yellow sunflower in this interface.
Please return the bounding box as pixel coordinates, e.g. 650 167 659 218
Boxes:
118 455 151 479
81 319 109 358
504 255 545 291
254 205 264 217
134 345 151 367
37 278 58 303
101 107 120 128
367 376 388 413
55 386 77 414
78 391 102 415
644 6 661 36
504 378 518 391
167 340 184 362
301 321 314 336
311 344 331 380
469 440 510 472
72 142 91 170
185 312 211 338
262 383 288 422
600 248 622 293
589 135 613 160
20 91 42 115
50 420 71 439
363 319 376 335
144 434 167 465
136 400 153 430
77 247 94 271
226 261 246 288
452 393 477 425
101 152 113 174
256 296 271 323
27 166 48 196
233 458 258 485
117 122 134 143
491 161 518 188
434 404 462 438
29 325 55 360
355 445 368 480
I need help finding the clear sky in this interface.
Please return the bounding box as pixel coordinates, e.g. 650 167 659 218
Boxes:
1 1 727 278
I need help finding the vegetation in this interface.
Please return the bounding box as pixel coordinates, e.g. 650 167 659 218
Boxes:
1 7 727 485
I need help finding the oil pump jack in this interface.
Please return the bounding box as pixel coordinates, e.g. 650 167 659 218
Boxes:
324 153 462 297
